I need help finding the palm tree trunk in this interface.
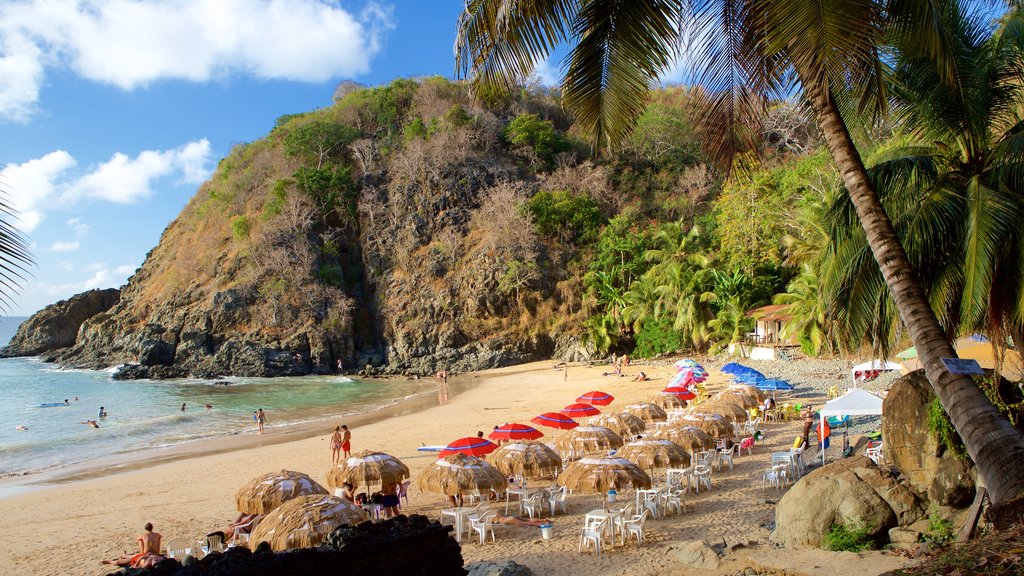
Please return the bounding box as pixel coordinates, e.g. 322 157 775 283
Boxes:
802 76 1024 504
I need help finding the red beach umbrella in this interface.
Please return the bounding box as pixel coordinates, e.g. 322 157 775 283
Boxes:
489 423 544 441
577 391 615 406
531 412 580 430
662 386 696 400
438 437 499 457
561 403 602 418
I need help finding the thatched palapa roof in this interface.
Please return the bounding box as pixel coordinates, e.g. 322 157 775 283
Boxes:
249 494 366 551
235 470 328 515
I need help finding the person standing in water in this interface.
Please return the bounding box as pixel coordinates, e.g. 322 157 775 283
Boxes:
257 409 266 434
180 403 186 412
98 406 107 418
330 426 344 465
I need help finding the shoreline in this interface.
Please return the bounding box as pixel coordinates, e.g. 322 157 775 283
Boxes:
0 357 916 576
0 372 481 497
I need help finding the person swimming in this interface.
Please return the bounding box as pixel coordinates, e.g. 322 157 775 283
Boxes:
15 425 27 431
80 420 100 428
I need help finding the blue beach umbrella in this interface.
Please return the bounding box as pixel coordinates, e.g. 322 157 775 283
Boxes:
733 374 764 385
721 362 746 374
755 379 793 392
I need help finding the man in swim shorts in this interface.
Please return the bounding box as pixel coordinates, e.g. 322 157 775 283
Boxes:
102 522 163 568
341 424 351 457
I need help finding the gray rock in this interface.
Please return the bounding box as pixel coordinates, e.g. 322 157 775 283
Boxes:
465 560 533 576
1 288 120 357
672 540 721 569
888 526 922 545
882 371 976 507
771 455 925 548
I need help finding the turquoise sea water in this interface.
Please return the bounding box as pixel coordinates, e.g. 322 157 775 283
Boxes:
0 317 429 477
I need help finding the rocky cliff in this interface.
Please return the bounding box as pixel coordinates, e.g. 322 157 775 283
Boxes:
23 79 596 378
1 288 120 357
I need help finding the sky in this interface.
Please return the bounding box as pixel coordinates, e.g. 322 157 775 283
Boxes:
0 0 478 316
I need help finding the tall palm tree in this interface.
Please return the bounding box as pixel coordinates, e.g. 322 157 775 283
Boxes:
708 296 756 356
0 181 33 312
455 0 1024 503
826 9 1024 356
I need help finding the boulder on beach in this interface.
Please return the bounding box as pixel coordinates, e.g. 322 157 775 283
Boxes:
771 455 924 548
881 371 976 507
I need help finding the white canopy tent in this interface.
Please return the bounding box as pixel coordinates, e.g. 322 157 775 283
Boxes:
851 360 902 386
818 388 884 465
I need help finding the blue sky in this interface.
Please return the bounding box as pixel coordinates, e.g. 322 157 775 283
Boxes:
0 0 494 316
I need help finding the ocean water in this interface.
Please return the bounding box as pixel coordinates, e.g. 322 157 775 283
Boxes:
0 317 430 477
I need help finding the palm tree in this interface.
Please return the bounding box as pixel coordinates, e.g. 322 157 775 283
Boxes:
708 296 756 356
826 10 1024 356
774 264 836 354
0 181 33 312
455 0 1024 503
642 221 715 347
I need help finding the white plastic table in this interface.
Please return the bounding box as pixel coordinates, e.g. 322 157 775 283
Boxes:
585 508 623 546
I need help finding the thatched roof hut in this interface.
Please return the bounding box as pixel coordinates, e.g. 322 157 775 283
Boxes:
235 470 328 515
488 441 562 479
249 494 366 551
326 451 409 491
417 453 508 497
557 457 651 494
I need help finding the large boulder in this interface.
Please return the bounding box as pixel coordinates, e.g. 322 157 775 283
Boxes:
771 456 924 548
882 371 976 507
1 288 120 357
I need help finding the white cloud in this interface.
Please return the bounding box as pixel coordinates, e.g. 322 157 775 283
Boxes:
0 139 212 230
35 261 136 297
531 57 561 87
0 0 395 122
67 217 89 238
50 240 80 252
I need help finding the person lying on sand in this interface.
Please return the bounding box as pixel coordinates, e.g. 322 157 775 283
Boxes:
631 371 649 382
490 515 551 527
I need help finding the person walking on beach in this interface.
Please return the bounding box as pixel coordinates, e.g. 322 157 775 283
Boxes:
330 426 344 465
341 424 351 457
257 409 266 434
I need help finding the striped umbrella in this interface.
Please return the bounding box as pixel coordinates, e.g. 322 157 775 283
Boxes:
438 437 499 457
577 391 615 406
532 412 580 430
674 359 701 369
489 423 544 441
561 403 601 418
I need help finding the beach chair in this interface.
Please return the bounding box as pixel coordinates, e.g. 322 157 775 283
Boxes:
738 436 755 456
522 493 545 519
579 518 605 555
762 464 788 490
470 512 497 544
661 488 686 515
164 537 191 560
202 533 225 553
691 464 712 493
718 444 736 471
232 516 259 547
549 487 568 516
623 509 650 544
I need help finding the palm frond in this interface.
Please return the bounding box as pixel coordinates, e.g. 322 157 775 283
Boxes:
0 176 34 312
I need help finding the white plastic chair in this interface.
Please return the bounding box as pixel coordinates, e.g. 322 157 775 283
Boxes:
522 493 545 519
662 488 686 515
203 533 225 553
231 516 259 547
640 492 661 518
762 464 788 490
738 436 755 456
579 518 605 555
190 541 206 559
789 445 806 476
470 511 497 544
164 537 191 560
623 509 650 544
718 444 736 471
691 464 712 493
398 480 411 510
866 443 884 466
549 487 568 516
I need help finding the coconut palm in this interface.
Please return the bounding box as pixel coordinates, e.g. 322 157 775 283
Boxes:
455 0 1024 504
774 264 836 355
708 296 755 356
0 184 33 311
825 10 1024 356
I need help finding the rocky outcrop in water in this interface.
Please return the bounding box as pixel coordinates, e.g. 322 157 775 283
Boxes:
1 288 119 357
22 80 605 379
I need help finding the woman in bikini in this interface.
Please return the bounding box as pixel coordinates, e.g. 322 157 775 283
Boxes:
330 426 344 465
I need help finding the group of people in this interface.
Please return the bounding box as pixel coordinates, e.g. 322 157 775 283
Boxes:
330 425 351 464
102 523 164 569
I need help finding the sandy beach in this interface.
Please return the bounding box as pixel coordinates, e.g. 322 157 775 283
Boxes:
0 359 916 576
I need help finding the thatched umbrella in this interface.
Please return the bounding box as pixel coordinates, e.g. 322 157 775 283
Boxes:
555 425 625 458
649 425 714 454
711 390 761 410
248 494 366 551
623 402 668 423
678 412 734 439
699 401 749 423
648 391 688 410
557 457 651 494
616 439 691 471
488 441 562 479
590 412 646 438
418 453 508 498
326 451 410 491
727 384 768 402
235 470 328 515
